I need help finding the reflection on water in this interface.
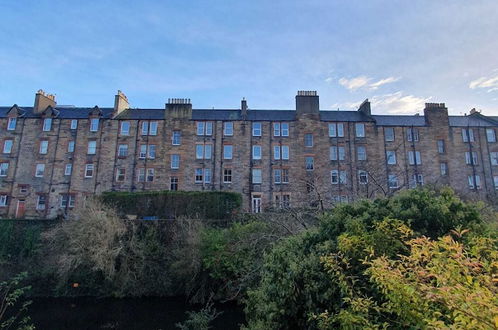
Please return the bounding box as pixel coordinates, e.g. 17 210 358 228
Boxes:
29 297 244 330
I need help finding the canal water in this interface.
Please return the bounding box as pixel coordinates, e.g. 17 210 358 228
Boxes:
28 297 245 330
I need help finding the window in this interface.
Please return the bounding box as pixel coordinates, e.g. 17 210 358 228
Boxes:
384 127 394 141
139 145 147 159
388 174 399 188
137 168 145 182
331 170 347 184
252 145 262 160
437 140 445 153
90 118 99 132
146 168 155 182
494 176 498 190
142 122 149 135
465 152 478 165
274 169 282 184
274 145 290 160
275 194 291 208
149 121 158 136
68 141 75 153
64 164 72 176
3 140 13 153
204 168 211 183
280 123 289 136
170 177 178 191
468 175 481 189
120 122 130 135
224 122 233 136
39 140 48 154
35 164 45 177
70 120 78 130
7 118 16 131
407 128 419 142
84 164 94 178
87 141 97 154
43 118 52 131
60 194 75 208
0 195 7 207
172 131 181 145
0 163 8 176
273 123 280 136
148 145 156 159
281 169 289 183
252 169 262 183
196 122 213 136
440 162 448 176
305 157 314 171
330 146 346 161
196 144 212 159
462 128 475 142
19 186 28 193
357 146 366 161
171 154 180 169
486 128 496 142
118 144 128 157
116 168 126 182
329 123 344 137
223 145 233 159
408 151 422 165
36 195 46 210
223 169 232 183
304 134 313 147
491 152 498 166
195 168 203 183
355 123 365 138
358 170 368 184
386 151 397 165
252 122 262 136
410 174 424 187
115 167 126 182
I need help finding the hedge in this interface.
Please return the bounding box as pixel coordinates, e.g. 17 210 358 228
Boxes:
100 191 242 220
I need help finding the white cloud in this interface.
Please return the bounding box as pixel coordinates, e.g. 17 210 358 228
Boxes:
338 76 400 91
469 74 498 92
325 77 334 83
370 91 431 114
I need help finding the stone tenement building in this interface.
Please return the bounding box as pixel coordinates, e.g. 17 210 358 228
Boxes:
0 90 498 218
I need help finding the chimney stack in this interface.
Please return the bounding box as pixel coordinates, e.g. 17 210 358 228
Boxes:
424 103 449 127
34 89 56 114
165 98 192 119
357 99 371 116
296 91 319 118
113 90 129 117
241 98 248 119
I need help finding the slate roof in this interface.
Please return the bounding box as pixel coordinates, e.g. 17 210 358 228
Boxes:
372 115 426 126
1 105 497 127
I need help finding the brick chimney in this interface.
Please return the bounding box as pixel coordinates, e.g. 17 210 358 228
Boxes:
113 90 129 117
424 103 449 127
241 98 248 119
34 89 56 114
165 98 192 119
357 99 371 116
296 91 319 118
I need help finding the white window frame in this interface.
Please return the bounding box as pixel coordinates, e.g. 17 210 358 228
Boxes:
146 168 155 182
357 146 366 161
0 162 8 176
386 151 396 165
462 128 475 142
195 168 203 183
465 152 478 165
139 145 147 159
90 118 99 132
388 174 399 188
68 141 75 153
440 162 447 176
407 128 419 142
120 121 130 136
223 168 232 183
329 123 344 137
7 118 16 131
65 164 72 176
36 195 46 210
223 145 233 160
3 140 13 154
252 145 262 160
252 122 262 136
437 140 445 154
304 134 313 147
70 120 78 130
204 168 211 183
84 164 94 178
355 123 365 138
384 127 394 142
43 118 52 131
35 164 45 177
0 195 7 207
118 144 128 157
305 157 314 171
116 168 126 182
87 141 97 155
252 169 262 184
148 145 156 159
137 168 146 182
358 170 368 184
141 121 149 135
171 154 180 169
223 122 234 136
486 128 496 143
149 121 158 136
490 152 498 166
408 151 421 165
39 140 49 154
172 131 181 145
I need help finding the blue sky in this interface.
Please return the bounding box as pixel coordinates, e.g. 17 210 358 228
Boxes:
1 0 497 115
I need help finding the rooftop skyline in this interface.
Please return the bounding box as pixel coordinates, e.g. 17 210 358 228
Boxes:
1 1 497 116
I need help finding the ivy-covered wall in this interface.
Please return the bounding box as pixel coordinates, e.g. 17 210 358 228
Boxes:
101 191 242 220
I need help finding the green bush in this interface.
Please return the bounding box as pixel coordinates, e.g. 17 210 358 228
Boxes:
101 191 242 220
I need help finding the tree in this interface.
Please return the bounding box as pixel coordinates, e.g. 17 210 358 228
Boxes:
0 272 34 330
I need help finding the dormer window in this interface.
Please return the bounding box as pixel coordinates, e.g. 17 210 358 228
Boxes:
7 118 16 131
43 118 52 131
90 118 99 132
